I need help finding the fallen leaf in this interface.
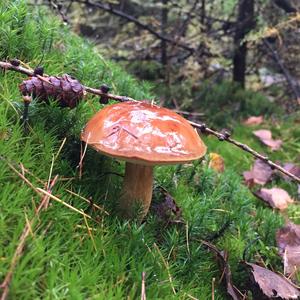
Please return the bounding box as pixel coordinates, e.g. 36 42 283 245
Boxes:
254 187 294 210
243 116 264 126
151 187 183 223
0 128 10 141
243 159 273 186
208 153 225 173
276 221 300 276
253 129 272 140
281 163 300 182
246 262 300 299
201 240 242 300
253 129 282 151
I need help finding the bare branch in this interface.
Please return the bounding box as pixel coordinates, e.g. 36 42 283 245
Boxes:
1 60 299 184
72 0 195 53
190 122 300 184
47 0 69 24
263 39 300 106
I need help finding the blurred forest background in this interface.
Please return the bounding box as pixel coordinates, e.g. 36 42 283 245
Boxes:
34 0 300 126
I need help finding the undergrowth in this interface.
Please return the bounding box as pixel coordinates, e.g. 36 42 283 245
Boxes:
0 1 299 299
192 80 282 127
125 60 282 128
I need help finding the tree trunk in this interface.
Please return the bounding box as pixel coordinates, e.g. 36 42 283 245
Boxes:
161 0 168 66
232 0 255 88
201 0 206 26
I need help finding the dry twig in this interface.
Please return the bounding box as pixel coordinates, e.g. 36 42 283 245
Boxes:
189 121 300 184
141 272 146 300
36 188 95 220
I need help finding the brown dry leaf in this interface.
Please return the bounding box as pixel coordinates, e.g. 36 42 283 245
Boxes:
208 153 225 173
0 129 10 141
253 129 282 151
276 221 300 276
281 163 300 182
201 240 242 300
151 187 183 224
246 262 300 299
243 159 273 186
254 187 294 210
243 116 264 126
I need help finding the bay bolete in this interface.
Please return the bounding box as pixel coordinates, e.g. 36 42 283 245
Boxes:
81 101 206 219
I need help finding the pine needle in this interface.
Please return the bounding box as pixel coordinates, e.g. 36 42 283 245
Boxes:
82 210 97 251
153 243 176 295
66 189 109 215
36 188 96 221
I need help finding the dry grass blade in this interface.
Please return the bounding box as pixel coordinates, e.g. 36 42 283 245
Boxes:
200 240 242 300
78 137 89 179
0 156 39 193
36 188 96 221
153 243 176 295
141 272 146 300
65 189 109 215
19 162 44 185
82 211 97 251
184 293 199 300
53 137 67 163
212 277 215 300
0 176 58 300
47 155 55 192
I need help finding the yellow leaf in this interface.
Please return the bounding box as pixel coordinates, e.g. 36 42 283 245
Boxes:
208 153 225 173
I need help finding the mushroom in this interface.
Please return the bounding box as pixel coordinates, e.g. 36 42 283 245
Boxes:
81 101 206 219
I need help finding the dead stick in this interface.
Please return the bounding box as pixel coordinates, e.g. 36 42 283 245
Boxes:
0 175 58 300
190 121 300 184
1 60 299 184
263 39 300 105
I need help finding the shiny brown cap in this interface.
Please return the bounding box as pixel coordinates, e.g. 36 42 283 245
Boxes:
81 101 207 165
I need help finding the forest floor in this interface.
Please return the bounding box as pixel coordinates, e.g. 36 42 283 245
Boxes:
0 2 299 299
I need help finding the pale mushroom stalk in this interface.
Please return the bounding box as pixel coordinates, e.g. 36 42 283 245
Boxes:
120 162 153 218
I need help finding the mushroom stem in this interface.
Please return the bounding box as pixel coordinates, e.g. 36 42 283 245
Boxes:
120 162 153 219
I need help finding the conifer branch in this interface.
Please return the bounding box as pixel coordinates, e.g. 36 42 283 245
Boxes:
0 59 299 184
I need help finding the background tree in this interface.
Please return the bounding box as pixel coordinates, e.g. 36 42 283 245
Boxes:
232 0 255 88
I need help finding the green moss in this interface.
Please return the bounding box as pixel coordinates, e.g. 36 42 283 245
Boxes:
0 1 298 299
192 80 282 127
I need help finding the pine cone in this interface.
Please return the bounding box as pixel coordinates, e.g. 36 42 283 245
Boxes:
19 74 84 108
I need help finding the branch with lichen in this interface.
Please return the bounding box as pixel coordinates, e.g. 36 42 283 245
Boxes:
0 59 299 184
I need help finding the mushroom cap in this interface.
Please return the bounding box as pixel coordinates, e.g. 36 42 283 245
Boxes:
81 101 207 165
